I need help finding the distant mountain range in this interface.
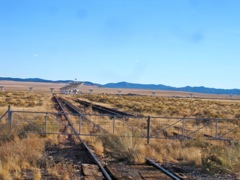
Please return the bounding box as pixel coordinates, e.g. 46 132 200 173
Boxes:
101 82 240 95
0 77 97 86
0 77 70 83
0 77 240 95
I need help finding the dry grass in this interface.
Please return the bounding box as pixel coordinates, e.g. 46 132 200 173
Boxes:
76 94 240 119
202 144 240 174
0 91 69 179
99 134 239 174
96 133 203 166
33 168 42 180
81 136 105 157
0 89 238 176
93 140 104 156
97 133 145 163
0 133 45 179
46 162 73 179
0 91 55 113
67 93 240 174
0 124 76 179
71 94 240 142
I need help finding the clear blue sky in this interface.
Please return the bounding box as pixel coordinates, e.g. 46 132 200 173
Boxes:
0 0 240 89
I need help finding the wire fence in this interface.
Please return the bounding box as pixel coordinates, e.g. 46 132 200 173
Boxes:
0 106 239 144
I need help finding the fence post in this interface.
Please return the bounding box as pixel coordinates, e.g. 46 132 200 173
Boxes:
7 105 12 127
45 113 48 133
113 116 116 134
147 116 151 145
215 118 218 140
182 118 185 141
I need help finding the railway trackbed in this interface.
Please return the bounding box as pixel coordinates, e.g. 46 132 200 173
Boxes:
75 99 135 117
53 96 192 180
53 96 110 179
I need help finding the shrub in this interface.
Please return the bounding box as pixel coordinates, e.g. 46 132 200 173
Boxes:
100 133 143 163
235 113 240 119
202 144 240 174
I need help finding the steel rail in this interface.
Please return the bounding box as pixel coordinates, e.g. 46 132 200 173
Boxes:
54 96 112 180
62 97 146 136
57 97 110 134
77 100 121 116
75 99 147 136
146 158 181 180
76 99 122 116
76 99 134 117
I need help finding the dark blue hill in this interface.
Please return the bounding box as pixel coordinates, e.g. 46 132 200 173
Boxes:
102 82 240 95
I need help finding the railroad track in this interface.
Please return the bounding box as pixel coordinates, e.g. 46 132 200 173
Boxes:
53 96 191 180
75 99 135 117
53 96 111 179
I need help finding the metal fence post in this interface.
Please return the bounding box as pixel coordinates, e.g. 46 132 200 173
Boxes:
7 105 12 127
113 116 116 134
45 113 48 133
147 116 151 145
215 118 218 140
182 118 185 141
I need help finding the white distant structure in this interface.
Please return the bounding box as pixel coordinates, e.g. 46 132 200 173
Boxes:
89 89 93 94
50 88 54 93
29 87 33 92
152 91 156 97
60 79 84 94
118 90 122 95
189 93 193 98
0 86 4 91
73 89 79 94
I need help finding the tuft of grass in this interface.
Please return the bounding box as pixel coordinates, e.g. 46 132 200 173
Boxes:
93 140 104 156
202 144 240 174
0 124 16 145
33 168 42 180
0 169 11 180
149 139 203 165
47 167 60 178
62 172 70 180
100 132 145 163
0 133 45 179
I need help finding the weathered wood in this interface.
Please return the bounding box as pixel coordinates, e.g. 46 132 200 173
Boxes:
83 176 103 180
82 164 104 178
106 164 142 179
131 165 172 180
